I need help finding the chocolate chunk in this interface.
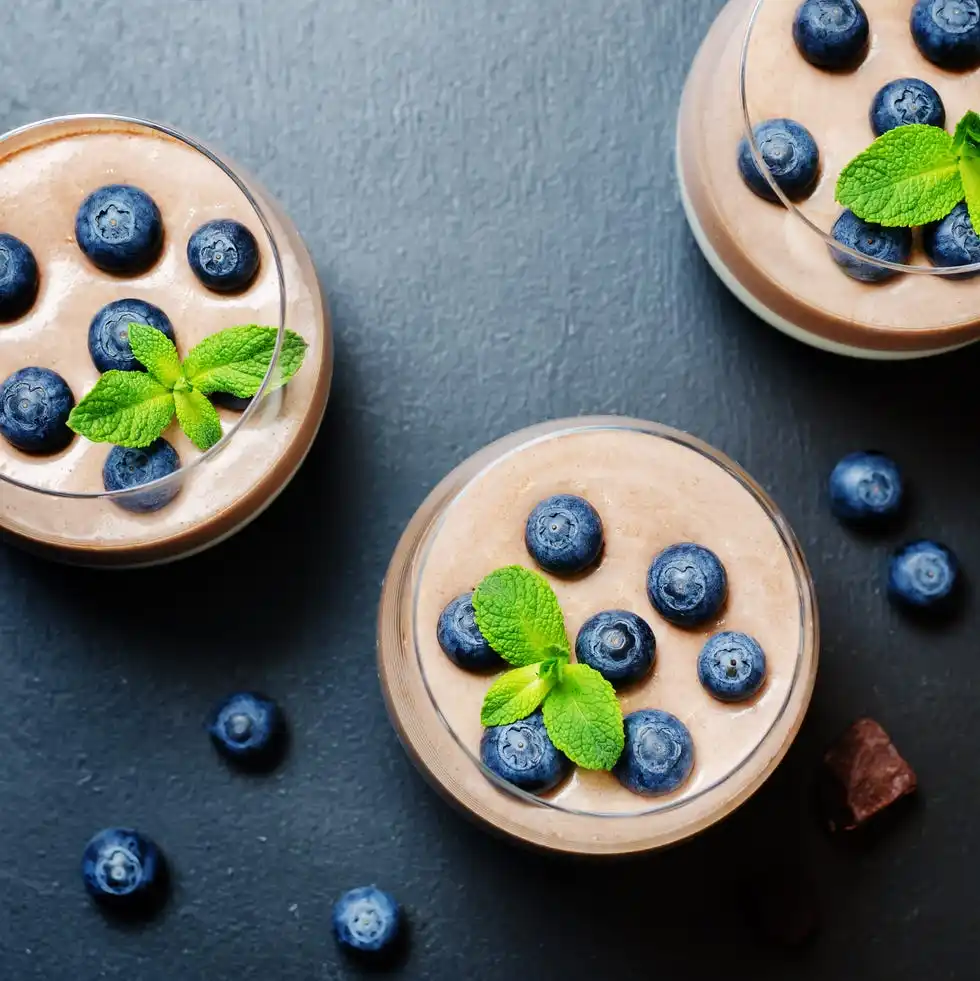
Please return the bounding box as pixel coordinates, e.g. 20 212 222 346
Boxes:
822 718 917 831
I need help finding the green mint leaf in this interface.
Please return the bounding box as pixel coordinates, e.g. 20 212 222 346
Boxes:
542 663 624 771
129 323 181 389
182 325 307 397
960 156 980 236
174 387 223 451
481 663 558 727
67 371 174 448
472 566 569 668
953 111 980 156
836 124 962 227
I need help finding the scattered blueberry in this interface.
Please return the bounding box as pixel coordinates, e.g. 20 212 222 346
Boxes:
614 709 695 796
830 209 912 282
332 886 402 957
211 392 253 412
738 119 821 203
187 219 260 293
88 298 175 373
208 691 286 769
793 0 870 70
437 592 502 671
81 828 165 911
480 710 571 794
828 451 904 526
0 366 74 454
870 78 946 136
911 0 980 71
0 233 38 322
698 632 767 702
525 494 603 575
75 185 163 275
575 610 656 688
888 540 959 610
647 543 727 627
924 202 980 273
103 439 181 513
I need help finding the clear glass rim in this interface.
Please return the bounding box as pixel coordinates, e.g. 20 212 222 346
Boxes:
739 0 980 277
0 112 288 502
409 419 816 819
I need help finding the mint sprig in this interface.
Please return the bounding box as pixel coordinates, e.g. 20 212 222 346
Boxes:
67 323 307 451
473 566 625 771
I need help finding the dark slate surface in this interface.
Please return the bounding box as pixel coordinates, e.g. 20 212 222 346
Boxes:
1 0 978 977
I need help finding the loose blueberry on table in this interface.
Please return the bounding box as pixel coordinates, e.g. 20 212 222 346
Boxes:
103 438 182 513
0 366 75 454
208 692 287 769
88 298 176 373
525 494 604 575
737 118 820 203
437 592 503 671
647 542 727 627
575 609 656 688
75 184 163 275
480 710 572 794
187 219 260 293
888 540 959 610
871 78 946 136
793 0 870 70
698 632 767 703
828 451 904 526
332 886 403 957
614 709 695 797
911 0 980 70
81 828 165 912
0 233 39 322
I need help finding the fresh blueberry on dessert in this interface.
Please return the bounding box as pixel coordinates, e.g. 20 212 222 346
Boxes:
647 543 727 627
911 0 980 71
437 592 503 671
793 0 870 70
75 184 163 275
614 709 695 796
575 610 656 688
828 451 904 525
830 210 912 282
208 691 286 769
870 78 946 136
103 439 181 513
0 233 38 322
187 219 260 293
525 494 603 575
88 298 176 373
924 202 980 271
81 828 165 911
697 632 767 702
888 540 959 610
332 886 402 957
480 710 571 793
0 366 74 454
737 119 821 203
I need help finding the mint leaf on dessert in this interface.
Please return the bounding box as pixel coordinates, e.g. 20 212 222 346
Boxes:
129 323 182 389
174 386 223 451
542 663 624 771
472 566 569 668
182 325 307 397
67 371 174 448
836 124 962 227
953 111 980 156
961 157 980 236
481 663 559 727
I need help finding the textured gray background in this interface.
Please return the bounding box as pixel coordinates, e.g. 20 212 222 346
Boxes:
1 0 978 977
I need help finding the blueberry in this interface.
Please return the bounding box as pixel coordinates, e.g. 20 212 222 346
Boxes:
437 592 503 671
88 298 175 373
738 119 821 204
575 610 656 688
0 233 38 322
480 710 571 794
911 0 980 70
793 0 870 69
613 709 695 796
870 78 946 136
647 543 727 627
924 202 980 272
208 691 286 769
211 392 253 412
525 494 603 575
828 451 904 525
888 540 959 610
332 886 402 956
0 367 74 454
187 220 260 293
81 828 165 911
830 209 912 282
697 632 767 702
103 439 181 513
75 185 163 275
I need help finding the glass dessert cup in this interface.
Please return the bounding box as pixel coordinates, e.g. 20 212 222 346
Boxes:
677 0 980 359
0 115 332 567
378 418 819 856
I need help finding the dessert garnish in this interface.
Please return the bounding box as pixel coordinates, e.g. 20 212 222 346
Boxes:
613 709 695 796
697 631 767 702
67 323 307 451
473 565 625 771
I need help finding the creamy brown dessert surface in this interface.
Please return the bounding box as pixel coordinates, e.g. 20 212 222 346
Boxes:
0 119 329 559
414 428 807 814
